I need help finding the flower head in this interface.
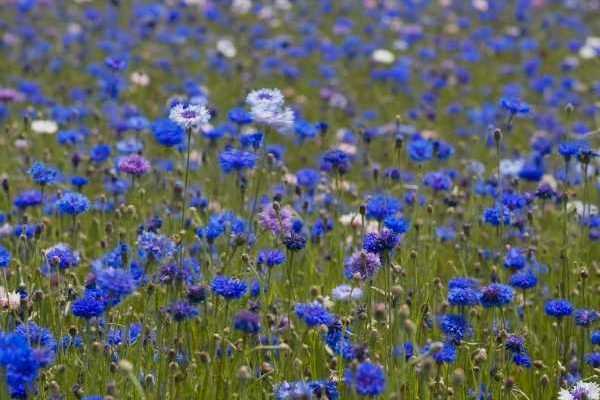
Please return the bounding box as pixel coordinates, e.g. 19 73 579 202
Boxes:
57 192 90 216
344 362 386 397
118 154 151 177
169 103 210 130
295 302 335 327
479 284 514 308
152 118 184 147
558 381 600 400
28 162 59 186
0 245 11 268
344 251 382 281
545 299 573 319
211 276 247 300
219 148 257 174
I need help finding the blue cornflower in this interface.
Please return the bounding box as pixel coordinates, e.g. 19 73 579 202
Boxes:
544 299 573 318
14 322 56 367
500 97 531 116
383 216 410 234
219 148 257 174
558 140 588 161
502 193 531 211
448 277 480 290
295 302 335 327
592 330 600 345
479 284 514 308
107 324 142 347
70 176 89 189
211 276 247 300
423 171 453 192
152 118 184 147
233 310 261 334
504 248 526 270
407 137 433 162
436 226 456 242
95 267 136 298
296 168 320 191
90 144 111 164
274 381 314 399
57 192 90 215
585 352 600 368
438 314 472 343
448 287 480 307
0 331 42 399
433 140 455 160
509 270 538 290
325 322 358 360
13 189 43 210
431 342 457 364
239 132 264 150
512 351 532 368
573 309 599 327
362 230 400 253
307 381 339 400
0 245 11 268
344 362 386 397
320 149 352 174
43 243 79 273
163 300 199 322
366 194 402 221
28 162 59 186
137 231 176 263
257 249 286 268
275 380 339 400
72 289 108 319
294 119 319 140
228 107 253 125
482 206 510 226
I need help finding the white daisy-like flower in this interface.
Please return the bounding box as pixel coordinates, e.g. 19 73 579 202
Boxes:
249 104 294 134
567 201 599 218
372 49 395 64
579 37 600 60
130 71 150 87
500 158 525 177
231 0 252 14
246 88 285 112
169 103 211 130
558 381 600 400
332 284 363 301
217 38 237 58
14 139 30 150
31 120 58 135
0 286 20 311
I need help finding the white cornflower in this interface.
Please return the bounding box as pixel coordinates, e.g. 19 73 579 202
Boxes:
169 103 211 130
0 286 20 311
130 71 150 87
332 284 363 301
231 0 252 15
246 88 285 112
558 381 600 400
500 158 524 177
31 120 58 135
372 49 395 64
217 38 237 58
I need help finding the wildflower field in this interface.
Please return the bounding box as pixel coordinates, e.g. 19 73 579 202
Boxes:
0 0 599 399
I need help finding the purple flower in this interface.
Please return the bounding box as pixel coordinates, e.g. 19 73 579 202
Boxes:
344 251 381 281
118 154 151 177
